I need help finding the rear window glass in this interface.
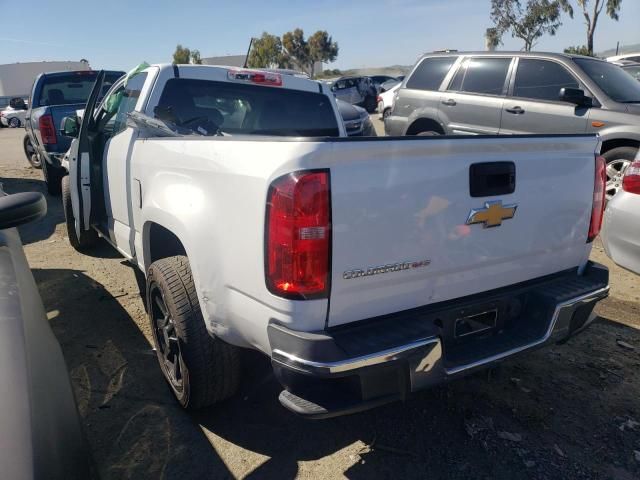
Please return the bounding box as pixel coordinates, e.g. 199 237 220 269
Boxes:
38 72 122 107
156 78 340 137
406 57 456 91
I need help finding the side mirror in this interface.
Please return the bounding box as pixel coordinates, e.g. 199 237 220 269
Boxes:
60 116 79 138
0 192 47 230
559 87 592 108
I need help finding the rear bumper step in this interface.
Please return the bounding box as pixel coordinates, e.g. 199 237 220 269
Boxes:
269 262 609 419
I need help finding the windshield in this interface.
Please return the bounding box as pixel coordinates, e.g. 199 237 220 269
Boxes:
574 58 640 103
38 71 123 107
156 78 340 137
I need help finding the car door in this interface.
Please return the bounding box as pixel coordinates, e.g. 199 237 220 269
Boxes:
101 72 148 258
500 58 590 135
69 71 105 240
438 56 513 135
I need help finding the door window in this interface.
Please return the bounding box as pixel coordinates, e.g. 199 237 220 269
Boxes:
448 57 512 96
406 57 457 91
111 73 148 135
513 59 579 101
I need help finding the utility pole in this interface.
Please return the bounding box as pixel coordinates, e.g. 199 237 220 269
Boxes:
243 37 256 68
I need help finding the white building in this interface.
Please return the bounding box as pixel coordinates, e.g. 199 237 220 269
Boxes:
0 61 91 103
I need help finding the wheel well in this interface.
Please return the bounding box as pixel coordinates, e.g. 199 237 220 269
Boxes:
147 223 186 265
406 118 445 135
601 138 640 154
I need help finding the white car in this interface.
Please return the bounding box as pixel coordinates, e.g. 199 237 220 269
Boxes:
0 105 27 128
607 52 640 64
61 64 609 418
601 154 640 275
377 83 401 120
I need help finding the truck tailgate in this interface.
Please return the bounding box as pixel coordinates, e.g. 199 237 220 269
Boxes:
324 135 598 327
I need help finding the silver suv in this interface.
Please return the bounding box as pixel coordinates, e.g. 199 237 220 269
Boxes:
386 52 640 199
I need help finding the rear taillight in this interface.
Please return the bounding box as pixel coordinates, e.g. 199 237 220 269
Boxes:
376 95 382 103
588 155 606 242
39 114 57 145
266 171 331 299
622 161 640 195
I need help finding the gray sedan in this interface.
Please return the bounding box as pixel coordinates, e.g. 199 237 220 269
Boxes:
602 153 640 275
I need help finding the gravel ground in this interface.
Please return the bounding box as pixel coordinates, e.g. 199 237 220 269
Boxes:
1 127 639 480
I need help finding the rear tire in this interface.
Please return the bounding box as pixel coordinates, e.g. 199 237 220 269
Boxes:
23 135 42 169
147 256 240 409
62 175 98 250
602 146 638 200
382 108 392 120
43 161 63 196
9 117 21 128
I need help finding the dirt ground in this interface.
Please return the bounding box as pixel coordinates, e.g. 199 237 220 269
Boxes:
1 127 639 480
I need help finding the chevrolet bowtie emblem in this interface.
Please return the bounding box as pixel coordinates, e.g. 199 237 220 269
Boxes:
466 200 517 228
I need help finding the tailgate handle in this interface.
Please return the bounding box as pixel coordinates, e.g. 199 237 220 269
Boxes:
469 162 516 197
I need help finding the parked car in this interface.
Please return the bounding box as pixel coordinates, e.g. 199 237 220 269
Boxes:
59 65 608 419
331 76 378 112
601 152 640 275
622 63 640 82
369 75 399 92
337 99 377 136
386 51 640 200
0 188 92 479
377 83 401 120
23 69 124 194
0 103 28 128
607 52 640 64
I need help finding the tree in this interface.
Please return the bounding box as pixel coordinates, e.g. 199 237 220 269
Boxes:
485 27 503 50
173 44 191 64
489 0 573 51
307 31 339 78
564 45 593 55
282 28 338 78
566 0 622 55
247 32 287 68
172 44 202 64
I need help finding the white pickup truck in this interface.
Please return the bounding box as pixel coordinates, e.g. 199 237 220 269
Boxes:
61 65 609 418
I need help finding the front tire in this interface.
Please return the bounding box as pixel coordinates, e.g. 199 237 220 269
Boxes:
602 146 638 200
62 175 98 250
147 256 240 409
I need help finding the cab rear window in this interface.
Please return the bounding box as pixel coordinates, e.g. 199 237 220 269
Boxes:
38 72 122 107
156 78 340 137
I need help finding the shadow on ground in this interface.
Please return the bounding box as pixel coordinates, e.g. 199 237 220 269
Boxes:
35 262 640 479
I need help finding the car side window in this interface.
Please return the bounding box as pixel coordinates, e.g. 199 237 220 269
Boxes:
513 59 580 101
406 57 457 91
111 73 148 135
448 57 512 96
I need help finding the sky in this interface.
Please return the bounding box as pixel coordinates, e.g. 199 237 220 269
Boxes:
0 0 639 71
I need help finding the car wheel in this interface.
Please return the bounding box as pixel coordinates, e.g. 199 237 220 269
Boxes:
42 161 63 196
23 135 42 169
147 255 240 409
382 108 392 120
62 175 98 250
416 131 441 136
9 117 21 128
602 146 638 200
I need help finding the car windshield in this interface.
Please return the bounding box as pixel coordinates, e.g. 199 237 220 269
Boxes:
38 72 122 107
156 78 340 137
574 58 640 103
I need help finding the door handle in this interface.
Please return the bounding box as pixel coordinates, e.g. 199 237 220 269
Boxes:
442 99 457 106
506 106 525 114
